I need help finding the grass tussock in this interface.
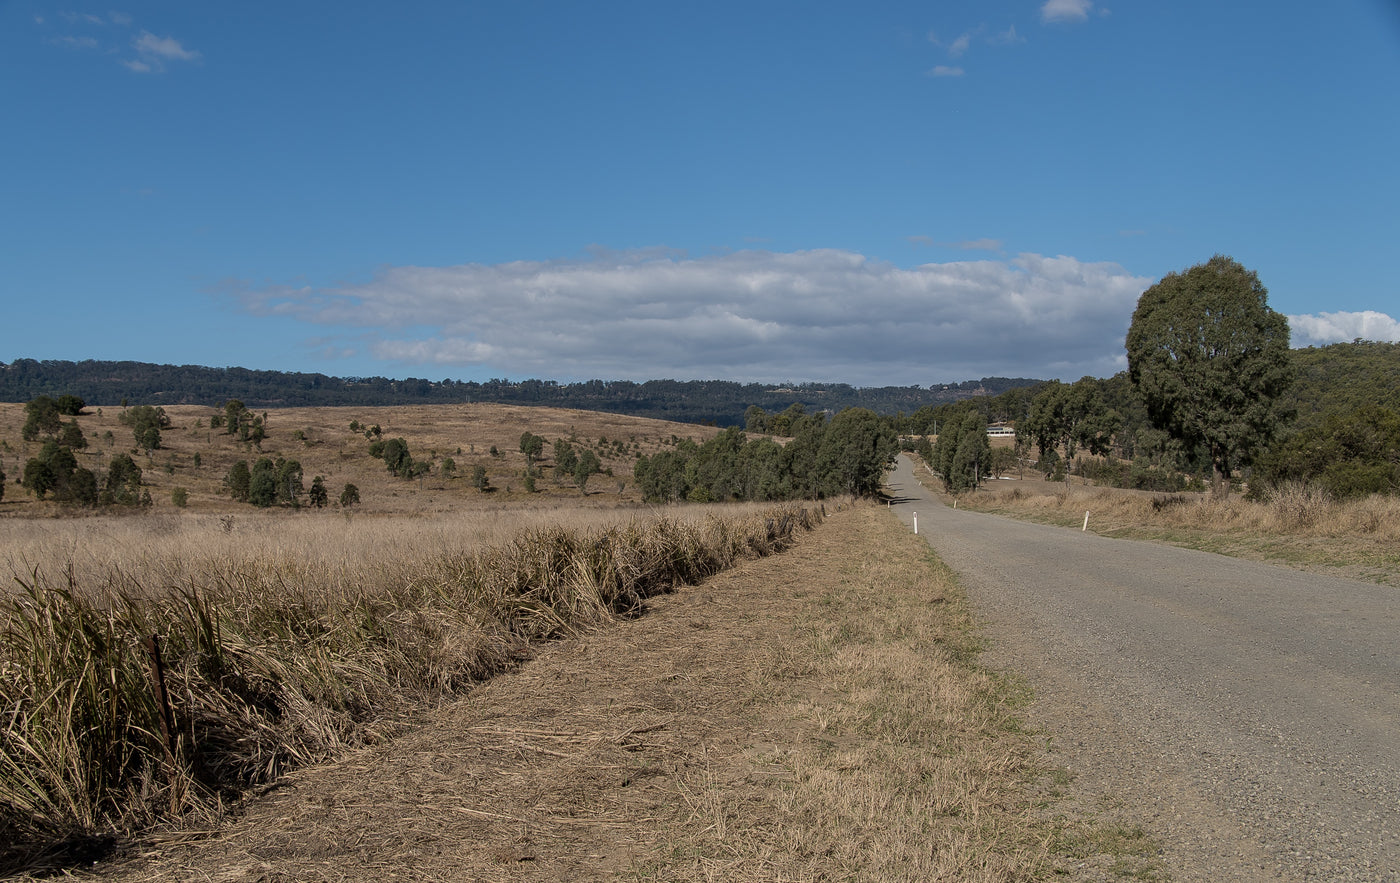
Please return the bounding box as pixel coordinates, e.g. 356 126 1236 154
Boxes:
0 502 824 870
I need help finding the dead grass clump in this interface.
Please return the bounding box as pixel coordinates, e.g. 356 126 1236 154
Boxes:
1258 482 1333 531
0 502 824 871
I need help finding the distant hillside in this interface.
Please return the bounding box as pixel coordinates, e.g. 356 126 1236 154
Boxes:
1285 340 1400 430
0 358 1043 426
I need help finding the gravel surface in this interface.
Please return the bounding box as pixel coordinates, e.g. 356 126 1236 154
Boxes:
887 456 1400 882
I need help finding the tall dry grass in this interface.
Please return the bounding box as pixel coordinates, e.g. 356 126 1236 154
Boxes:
977 481 1400 540
0 502 823 868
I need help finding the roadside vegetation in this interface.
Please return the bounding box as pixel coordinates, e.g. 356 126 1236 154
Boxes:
0 501 824 872
897 260 1398 515
947 477 1400 586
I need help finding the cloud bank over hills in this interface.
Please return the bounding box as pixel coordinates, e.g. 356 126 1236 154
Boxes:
232 249 1398 386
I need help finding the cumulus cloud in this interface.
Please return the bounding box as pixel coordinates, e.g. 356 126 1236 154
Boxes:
1041 0 1093 22
1288 310 1400 347
949 31 973 57
231 249 1153 385
929 65 965 77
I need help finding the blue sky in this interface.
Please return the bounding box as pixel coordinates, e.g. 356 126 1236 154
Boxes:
3 1 1398 387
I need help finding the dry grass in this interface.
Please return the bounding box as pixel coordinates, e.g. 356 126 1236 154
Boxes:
634 510 1049 882
0 401 722 516
88 504 1155 882
917 462 1400 585
0 498 824 874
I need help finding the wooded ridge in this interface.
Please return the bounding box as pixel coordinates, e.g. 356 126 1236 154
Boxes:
0 359 1041 425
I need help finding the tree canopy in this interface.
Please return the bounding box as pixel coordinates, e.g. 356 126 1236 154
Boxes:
1126 255 1294 497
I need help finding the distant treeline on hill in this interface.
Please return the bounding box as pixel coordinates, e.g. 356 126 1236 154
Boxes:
0 358 1042 426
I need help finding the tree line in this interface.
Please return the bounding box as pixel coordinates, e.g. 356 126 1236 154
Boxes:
0 359 1040 426
634 408 897 503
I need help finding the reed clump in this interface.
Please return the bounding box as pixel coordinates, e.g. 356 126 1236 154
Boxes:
0 503 822 868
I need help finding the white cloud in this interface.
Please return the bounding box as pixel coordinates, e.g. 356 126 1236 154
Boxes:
1287 310 1400 347
133 30 200 62
231 249 1152 385
1041 0 1093 23
929 65 965 78
949 31 972 57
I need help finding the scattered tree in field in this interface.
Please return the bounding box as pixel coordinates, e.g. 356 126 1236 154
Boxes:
55 395 85 416
378 437 414 478
58 420 87 451
440 457 456 479
103 454 144 506
339 483 360 507
224 460 251 502
523 471 537 493
573 449 601 492
248 458 278 507
553 438 577 481
519 432 545 470
224 400 248 435
308 475 329 508
471 464 490 491
120 404 169 452
20 441 98 505
1126 255 1294 497
275 458 304 504
171 487 188 508
22 396 62 441
990 446 1019 479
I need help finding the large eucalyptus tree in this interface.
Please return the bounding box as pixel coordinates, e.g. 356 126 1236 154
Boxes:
1126 255 1293 497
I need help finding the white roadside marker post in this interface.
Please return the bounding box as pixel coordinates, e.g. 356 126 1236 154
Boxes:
1083 510 1090 532
913 512 918 535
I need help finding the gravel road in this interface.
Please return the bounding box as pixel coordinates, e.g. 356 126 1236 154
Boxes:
887 455 1400 882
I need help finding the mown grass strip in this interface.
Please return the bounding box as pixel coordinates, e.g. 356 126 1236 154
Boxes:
628 504 1165 882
